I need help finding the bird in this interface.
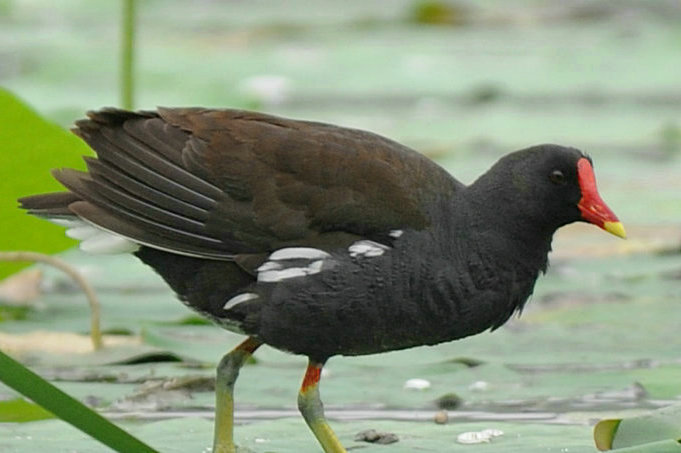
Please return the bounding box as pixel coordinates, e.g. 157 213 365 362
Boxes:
19 107 625 453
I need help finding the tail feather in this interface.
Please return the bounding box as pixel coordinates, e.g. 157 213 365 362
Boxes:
19 191 141 255
20 108 245 259
19 192 81 217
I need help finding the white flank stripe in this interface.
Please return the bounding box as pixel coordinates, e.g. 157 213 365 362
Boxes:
348 240 390 258
258 260 325 282
389 229 404 238
306 259 324 274
269 247 330 261
223 293 258 311
256 261 282 272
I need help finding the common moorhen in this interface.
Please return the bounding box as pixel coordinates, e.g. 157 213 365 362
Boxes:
20 108 625 453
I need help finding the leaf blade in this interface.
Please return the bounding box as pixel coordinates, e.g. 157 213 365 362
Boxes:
0 349 158 453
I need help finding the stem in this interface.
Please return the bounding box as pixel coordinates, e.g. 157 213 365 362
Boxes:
0 349 157 452
121 0 136 110
0 251 103 351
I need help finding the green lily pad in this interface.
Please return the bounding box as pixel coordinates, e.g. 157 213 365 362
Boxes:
595 405 681 451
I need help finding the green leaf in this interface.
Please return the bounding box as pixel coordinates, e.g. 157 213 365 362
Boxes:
0 398 54 422
598 440 681 453
595 405 681 451
0 304 30 322
595 419 622 450
0 349 158 452
0 88 90 280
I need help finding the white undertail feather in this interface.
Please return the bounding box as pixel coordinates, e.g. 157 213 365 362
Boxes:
49 218 140 254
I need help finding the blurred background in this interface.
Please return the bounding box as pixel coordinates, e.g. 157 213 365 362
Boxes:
1 1 680 451
3 0 681 146
3 0 681 254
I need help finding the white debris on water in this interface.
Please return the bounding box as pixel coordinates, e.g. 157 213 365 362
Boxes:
468 380 490 391
456 428 504 444
403 378 431 390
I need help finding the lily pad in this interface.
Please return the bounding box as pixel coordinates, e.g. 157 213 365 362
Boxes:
595 405 681 451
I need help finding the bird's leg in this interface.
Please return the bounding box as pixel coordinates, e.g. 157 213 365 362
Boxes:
298 360 346 453
213 337 262 453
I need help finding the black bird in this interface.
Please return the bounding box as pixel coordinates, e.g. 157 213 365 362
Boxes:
19 108 625 453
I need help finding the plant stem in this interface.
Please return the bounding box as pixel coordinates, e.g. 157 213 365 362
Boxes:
0 251 103 351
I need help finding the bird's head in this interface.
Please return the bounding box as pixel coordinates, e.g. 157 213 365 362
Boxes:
475 144 625 239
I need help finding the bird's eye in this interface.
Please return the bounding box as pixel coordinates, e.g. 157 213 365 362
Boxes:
549 170 566 185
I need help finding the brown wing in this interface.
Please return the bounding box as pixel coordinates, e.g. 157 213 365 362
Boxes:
21 107 459 259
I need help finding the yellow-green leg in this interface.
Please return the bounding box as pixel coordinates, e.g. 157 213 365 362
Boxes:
213 337 262 453
298 360 347 453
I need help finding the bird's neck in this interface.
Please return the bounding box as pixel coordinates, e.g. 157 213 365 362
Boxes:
402 195 549 345
460 182 554 272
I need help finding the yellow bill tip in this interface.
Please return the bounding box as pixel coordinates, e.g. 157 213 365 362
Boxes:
603 221 626 239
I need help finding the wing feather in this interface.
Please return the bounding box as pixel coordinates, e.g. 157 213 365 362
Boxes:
21 107 462 260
